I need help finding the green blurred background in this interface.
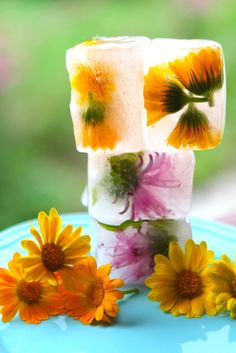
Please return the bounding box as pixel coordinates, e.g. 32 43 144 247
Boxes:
0 0 235 229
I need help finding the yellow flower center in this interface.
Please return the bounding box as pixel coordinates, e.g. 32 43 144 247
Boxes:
42 243 65 271
231 277 236 297
87 283 104 307
176 270 202 298
17 280 42 304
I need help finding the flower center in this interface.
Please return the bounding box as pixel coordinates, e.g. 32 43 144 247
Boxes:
17 280 42 304
42 243 65 271
231 277 236 297
132 247 142 257
107 154 140 199
176 270 202 299
87 283 104 307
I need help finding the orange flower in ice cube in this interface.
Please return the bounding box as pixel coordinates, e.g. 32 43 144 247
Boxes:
144 65 188 126
169 47 224 102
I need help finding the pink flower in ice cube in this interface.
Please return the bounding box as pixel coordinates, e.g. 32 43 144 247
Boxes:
111 229 153 282
119 153 180 220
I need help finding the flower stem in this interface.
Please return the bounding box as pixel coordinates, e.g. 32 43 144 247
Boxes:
186 95 209 104
123 288 140 296
207 92 215 107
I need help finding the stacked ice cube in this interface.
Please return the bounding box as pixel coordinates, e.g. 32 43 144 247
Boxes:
66 36 225 283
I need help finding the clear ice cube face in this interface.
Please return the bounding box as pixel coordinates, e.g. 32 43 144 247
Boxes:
95 218 192 284
144 39 226 151
66 36 150 153
88 151 195 225
66 37 226 153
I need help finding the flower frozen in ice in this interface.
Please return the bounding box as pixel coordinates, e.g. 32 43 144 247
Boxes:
111 229 153 282
105 152 180 220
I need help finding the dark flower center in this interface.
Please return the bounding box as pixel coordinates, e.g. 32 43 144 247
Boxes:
17 280 42 304
176 270 202 298
87 283 104 307
83 93 105 126
231 277 236 297
132 247 141 257
42 243 65 271
163 81 189 114
106 153 140 198
178 104 210 135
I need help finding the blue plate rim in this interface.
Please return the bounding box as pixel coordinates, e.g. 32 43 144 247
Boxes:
1 213 235 236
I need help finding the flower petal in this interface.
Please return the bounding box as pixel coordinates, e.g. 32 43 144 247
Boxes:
95 305 104 321
105 279 124 290
49 215 62 243
190 297 205 317
227 298 236 312
60 267 80 292
169 242 185 272
57 224 73 245
30 227 43 247
17 256 41 269
21 240 41 255
64 236 91 255
49 208 59 218
38 211 48 242
24 263 47 281
1 300 19 322
97 264 112 279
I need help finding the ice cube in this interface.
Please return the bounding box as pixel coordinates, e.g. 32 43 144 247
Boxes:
66 37 225 152
88 150 195 225
95 218 192 284
66 36 150 153
144 39 226 151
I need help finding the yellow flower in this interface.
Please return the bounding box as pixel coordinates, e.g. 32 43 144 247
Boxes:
61 256 124 324
0 253 63 324
208 255 236 319
17 208 91 291
167 104 221 149
144 65 188 126
145 239 216 318
70 60 120 151
71 63 114 106
81 93 119 151
169 47 224 104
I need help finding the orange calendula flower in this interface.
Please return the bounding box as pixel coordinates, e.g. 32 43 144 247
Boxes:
80 92 119 150
71 63 114 106
0 253 63 324
167 104 221 149
144 65 189 125
145 239 216 318
208 255 236 319
17 208 90 291
70 61 119 150
61 256 124 324
169 47 224 105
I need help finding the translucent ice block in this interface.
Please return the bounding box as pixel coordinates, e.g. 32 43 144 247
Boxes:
144 39 226 151
95 218 192 284
66 36 150 153
88 151 195 225
66 37 225 152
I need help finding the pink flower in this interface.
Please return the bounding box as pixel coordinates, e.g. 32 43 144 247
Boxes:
111 229 153 282
95 220 183 283
119 153 180 220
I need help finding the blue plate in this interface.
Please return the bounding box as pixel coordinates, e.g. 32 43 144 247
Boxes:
0 214 236 353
